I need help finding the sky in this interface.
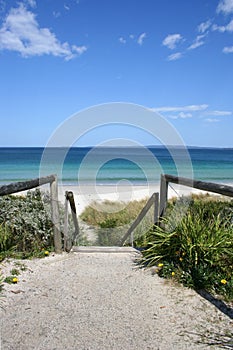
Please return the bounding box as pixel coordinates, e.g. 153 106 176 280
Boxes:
0 0 233 147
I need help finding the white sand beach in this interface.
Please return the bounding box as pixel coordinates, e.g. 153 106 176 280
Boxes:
58 183 222 216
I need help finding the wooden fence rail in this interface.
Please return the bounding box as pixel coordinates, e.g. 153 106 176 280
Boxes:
0 174 62 253
160 174 233 218
119 192 159 246
0 174 56 196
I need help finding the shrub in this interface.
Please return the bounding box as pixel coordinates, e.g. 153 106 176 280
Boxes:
0 189 54 260
140 195 233 301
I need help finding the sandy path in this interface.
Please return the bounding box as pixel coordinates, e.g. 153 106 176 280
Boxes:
1 252 232 350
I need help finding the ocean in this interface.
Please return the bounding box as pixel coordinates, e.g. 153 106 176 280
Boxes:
0 147 232 186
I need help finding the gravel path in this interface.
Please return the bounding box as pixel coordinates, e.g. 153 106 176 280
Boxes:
1 252 232 350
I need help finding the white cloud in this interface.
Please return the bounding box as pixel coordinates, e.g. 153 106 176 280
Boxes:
167 52 183 61
179 112 192 118
212 19 233 32
205 110 232 116
217 0 233 14
168 112 192 119
212 24 226 32
169 112 193 119
162 33 183 49
119 37 126 44
53 11 61 18
25 0 36 8
119 33 146 46
153 104 208 112
212 18 233 53
64 4 70 11
223 45 233 52
0 4 87 60
137 32 146 45
198 20 212 33
224 18 233 30
72 45 87 55
150 104 230 123
188 34 206 50
205 118 220 122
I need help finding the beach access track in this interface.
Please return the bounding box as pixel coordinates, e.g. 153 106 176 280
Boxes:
1 251 233 350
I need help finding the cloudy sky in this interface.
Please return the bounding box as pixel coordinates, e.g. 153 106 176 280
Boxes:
0 0 232 147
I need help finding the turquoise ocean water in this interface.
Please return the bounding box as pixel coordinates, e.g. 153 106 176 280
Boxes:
0 147 232 186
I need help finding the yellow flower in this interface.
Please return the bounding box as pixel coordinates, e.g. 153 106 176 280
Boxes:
171 272 175 277
44 251 49 256
179 257 183 262
12 277 18 284
158 263 164 267
221 279 227 285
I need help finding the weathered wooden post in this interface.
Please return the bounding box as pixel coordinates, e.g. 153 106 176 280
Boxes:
153 192 159 225
50 176 62 253
63 192 69 252
66 191 79 250
159 174 168 220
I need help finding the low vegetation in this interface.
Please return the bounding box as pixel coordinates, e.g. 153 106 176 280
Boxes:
80 198 152 246
140 194 233 302
0 189 54 261
80 199 148 226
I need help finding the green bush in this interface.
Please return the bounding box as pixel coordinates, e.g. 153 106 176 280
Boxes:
0 189 54 260
140 195 233 301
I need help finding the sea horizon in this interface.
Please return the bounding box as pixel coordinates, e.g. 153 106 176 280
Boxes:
0 146 232 187
1 145 233 149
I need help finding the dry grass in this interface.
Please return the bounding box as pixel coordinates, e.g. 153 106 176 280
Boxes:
80 198 148 227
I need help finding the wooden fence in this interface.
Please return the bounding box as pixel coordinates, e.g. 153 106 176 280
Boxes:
64 191 79 252
2 173 232 251
0 174 62 253
120 174 233 247
119 192 159 246
160 174 233 218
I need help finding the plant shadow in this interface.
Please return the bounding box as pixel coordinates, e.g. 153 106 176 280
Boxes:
197 289 233 320
186 330 233 349
185 290 233 348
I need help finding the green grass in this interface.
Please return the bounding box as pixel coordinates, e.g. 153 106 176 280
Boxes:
140 195 233 302
0 261 28 299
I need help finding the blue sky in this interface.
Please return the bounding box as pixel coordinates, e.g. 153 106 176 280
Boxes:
0 0 233 147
